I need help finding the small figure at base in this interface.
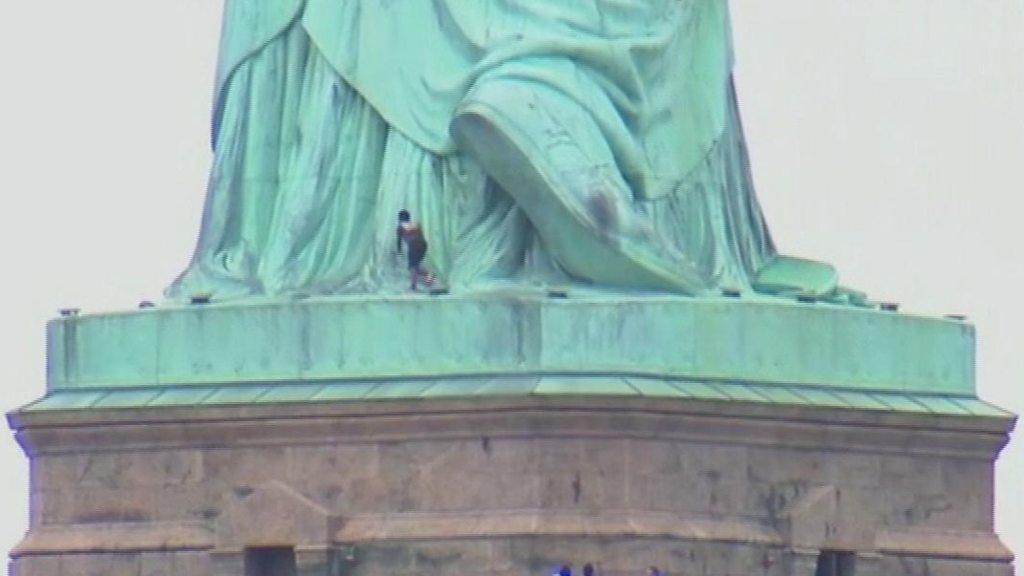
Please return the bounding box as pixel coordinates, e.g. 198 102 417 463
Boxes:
647 566 663 576
583 563 595 576
396 209 435 291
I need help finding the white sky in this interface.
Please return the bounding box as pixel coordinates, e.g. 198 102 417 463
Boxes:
0 0 1020 562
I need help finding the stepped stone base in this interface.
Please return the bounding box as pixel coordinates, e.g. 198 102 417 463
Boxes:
9 395 1014 576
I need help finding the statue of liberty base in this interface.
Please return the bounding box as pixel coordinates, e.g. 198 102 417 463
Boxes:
8 2 1015 575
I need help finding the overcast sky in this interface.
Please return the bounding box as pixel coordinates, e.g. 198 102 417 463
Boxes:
0 0 1021 562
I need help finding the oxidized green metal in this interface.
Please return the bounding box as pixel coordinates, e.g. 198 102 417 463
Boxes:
167 0 836 300
19 2 1009 421
30 295 1004 417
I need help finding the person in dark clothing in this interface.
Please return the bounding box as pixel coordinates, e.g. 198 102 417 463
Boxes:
582 563 595 576
647 566 662 576
557 565 572 576
396 209 434 290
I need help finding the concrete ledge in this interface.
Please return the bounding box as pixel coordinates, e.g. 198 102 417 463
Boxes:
876 529 1015 562
11 522 214 557
13 519 1010 565
337 509 782 545
11 396 1013 459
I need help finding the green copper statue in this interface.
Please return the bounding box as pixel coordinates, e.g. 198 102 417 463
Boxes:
168 0 841 299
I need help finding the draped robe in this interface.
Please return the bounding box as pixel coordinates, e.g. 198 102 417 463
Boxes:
169 0 783 298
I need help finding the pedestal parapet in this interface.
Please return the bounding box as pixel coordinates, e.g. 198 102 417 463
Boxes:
38 294 989 411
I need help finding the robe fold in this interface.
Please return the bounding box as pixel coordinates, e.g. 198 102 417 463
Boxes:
169 0 778 299
215 0 732 200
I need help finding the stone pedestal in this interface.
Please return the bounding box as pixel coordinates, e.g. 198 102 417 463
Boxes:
7 295 1016 575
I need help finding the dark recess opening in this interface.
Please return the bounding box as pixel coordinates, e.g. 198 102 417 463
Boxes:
244 547 297 576
815 550 856 576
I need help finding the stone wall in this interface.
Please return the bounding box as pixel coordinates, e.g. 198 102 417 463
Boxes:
9 396 1015 575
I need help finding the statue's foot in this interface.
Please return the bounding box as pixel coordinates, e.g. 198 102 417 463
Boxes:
451 85 712 296
753 255 853 302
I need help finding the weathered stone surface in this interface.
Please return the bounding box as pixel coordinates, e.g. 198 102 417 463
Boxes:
12 521 213 557
59 552 140 576
9 397 1015 575
139 551 211 576
941 457 996 529
776 485 840 549
295 546 335 576
626 440 747 517
70 450 201 489
172 552 212 576
501 536 783 576
537 438 627 511
335 509 779 545
215 481 339 548
33 485 207 525
885 556 1015 576
348 536 780 576
9 555 60 576
208 550 242 576
203 447 287 486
